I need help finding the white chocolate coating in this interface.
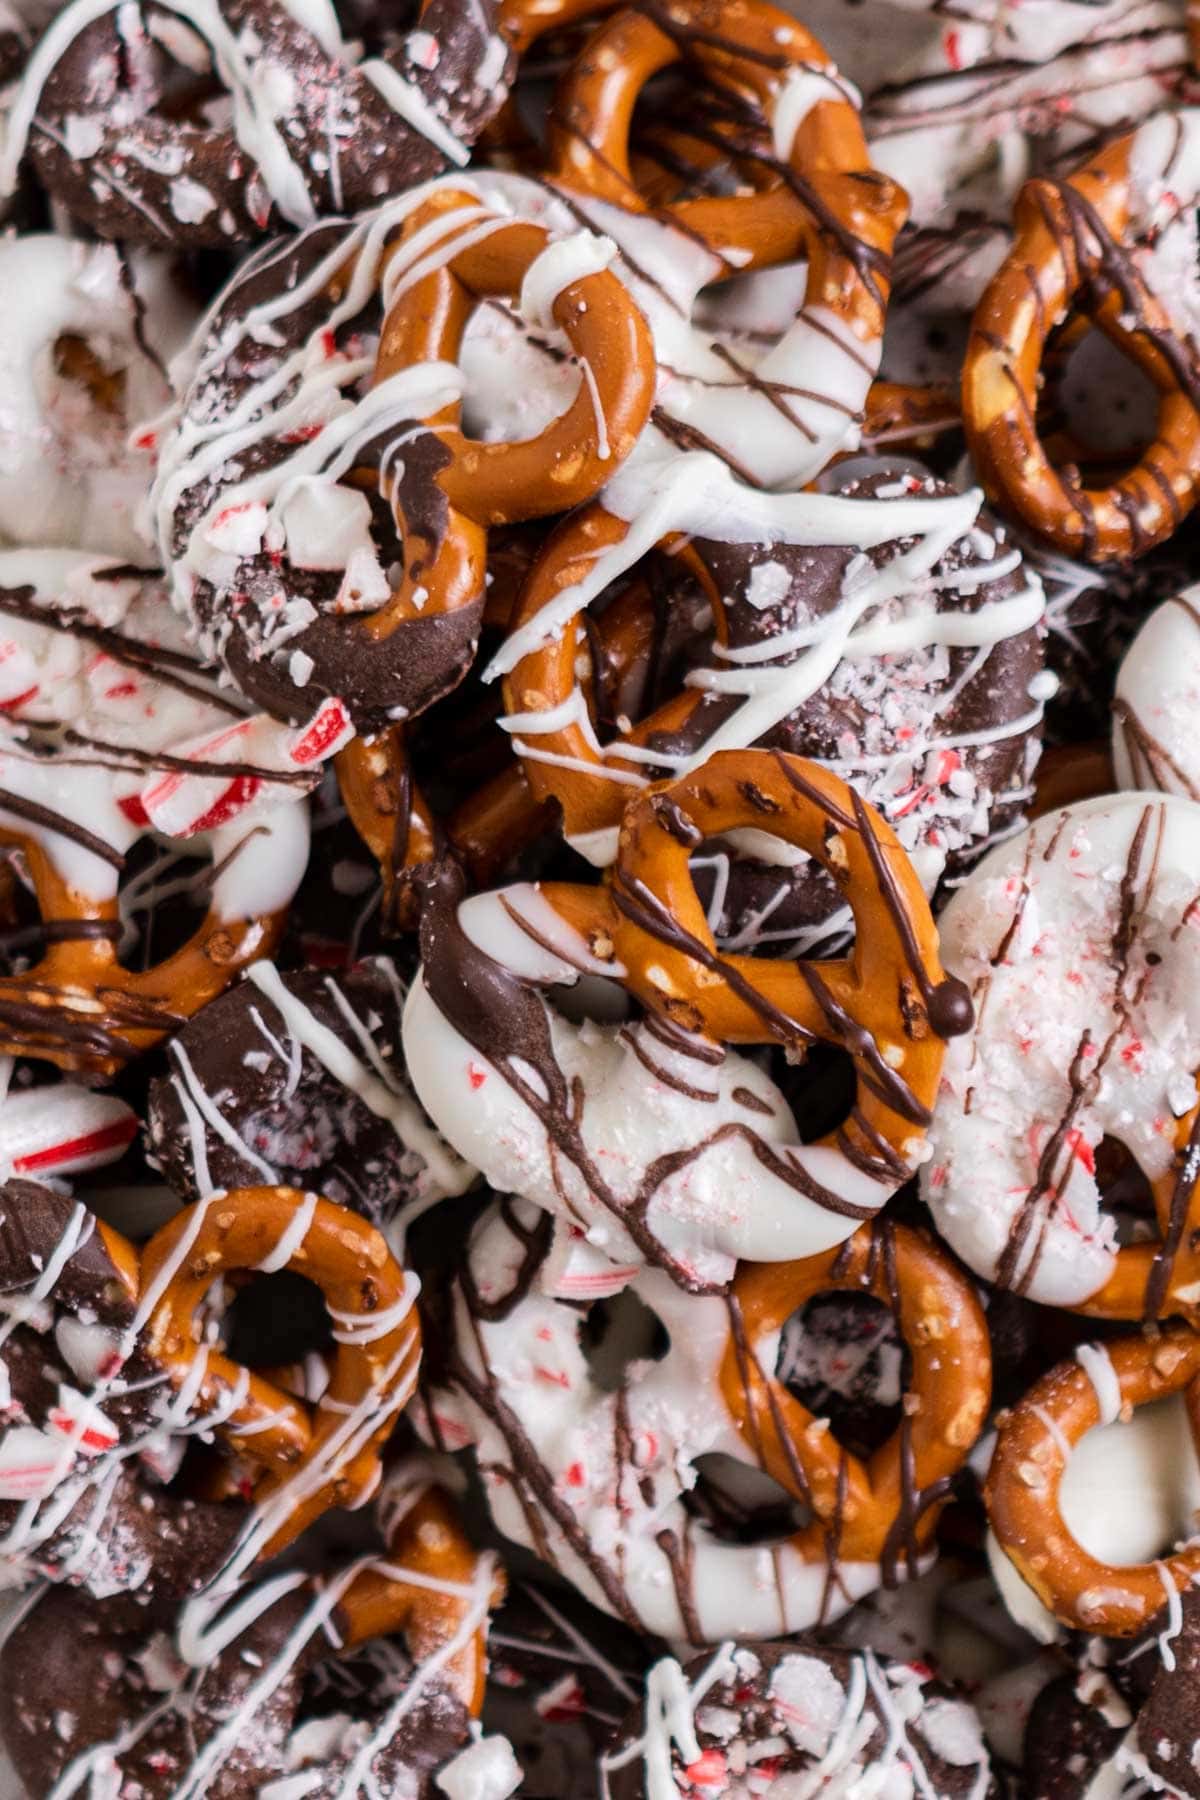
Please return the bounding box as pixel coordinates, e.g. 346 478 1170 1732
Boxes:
1113 588 1200 801
0 548 315 921
922 793 1200 1305
0 236 197 558
402 885 896 1288
425 1201 891 1642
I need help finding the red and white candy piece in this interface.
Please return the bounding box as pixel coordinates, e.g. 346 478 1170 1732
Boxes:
1 1085 137 1180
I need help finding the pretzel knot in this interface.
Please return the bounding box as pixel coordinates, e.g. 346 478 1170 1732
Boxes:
139 1187 422 1558
986 1329 1200 1635
963 111 1200 562
430 1205 988 1640
546 0 905 295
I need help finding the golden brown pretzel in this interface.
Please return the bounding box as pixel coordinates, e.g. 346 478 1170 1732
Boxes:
338 1479 503 1715
986 1327 1200 1635
0 828 288 1077
544 0 906 284
963 122 1200 561
723 1219 991 1570
536 749 973 1183
140 1187 421 1556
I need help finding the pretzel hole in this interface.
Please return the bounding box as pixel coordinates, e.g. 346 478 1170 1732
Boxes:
1093 1136 1155 1239
774 1042 857 1140
114 838 238 969
580 1287 668 1390
52 335 127 418
777 1291 909 1460
1039 323 1158 478
684 1452 810 1543
223 1270 334 1369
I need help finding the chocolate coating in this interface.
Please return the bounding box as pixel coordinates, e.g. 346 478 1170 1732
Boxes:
145 958 455 1235
24 0 511 247
165 222 484 732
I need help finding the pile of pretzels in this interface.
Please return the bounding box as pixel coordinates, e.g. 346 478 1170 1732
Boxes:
1 0 1200 1793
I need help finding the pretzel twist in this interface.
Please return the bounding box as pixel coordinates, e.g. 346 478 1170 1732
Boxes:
140 1187 421 1557
963 118 1200 562
723 1220 991 1568
0 828 289 1076
431 1205 989 1638
545 0 906 290
986 1329 1200 1635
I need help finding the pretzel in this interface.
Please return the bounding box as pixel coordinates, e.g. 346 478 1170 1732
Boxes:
337 1468 502 1716
139 1185 422 1557
963 110 1200 562
495 459 1042 870
922 792 1200 1317
156 184 654 740
0 0 513 245
986 1328 1200 1635
428 1200 988 1641
336 545 664 921
0 552 328 1074
545 0 904 281
404 748 972 1286
0 1472 501 1797
0 235 197 559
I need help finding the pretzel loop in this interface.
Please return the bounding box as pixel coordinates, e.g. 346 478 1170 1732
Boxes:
373 188 656 529
140 1187 422 1556
0 828 288 1076
986 1329 1200 1635
722 1221 990 1566
964 127 1200 561
545 0 905 293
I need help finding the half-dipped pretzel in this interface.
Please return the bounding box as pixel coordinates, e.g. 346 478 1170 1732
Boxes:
427 1201 989 1641
0 553 322 1075
923 791 1200 1319
139 1184 421 1556
156 183 655 735
0 0 513 245
0 1178 246 1604
986 1328 1200 1636
498 464 1046 880
404 749 971 1286
963 110 1200 561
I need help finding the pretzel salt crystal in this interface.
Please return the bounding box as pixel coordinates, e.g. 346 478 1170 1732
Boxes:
428 1202 988 1640
964 111 1200 562
986 1329 1200 1635
140 1186 421 1557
